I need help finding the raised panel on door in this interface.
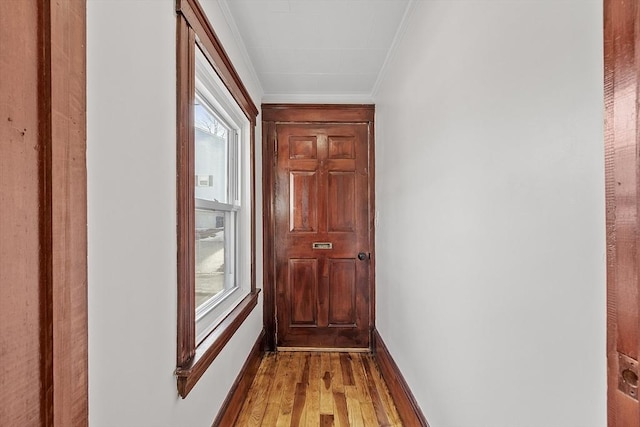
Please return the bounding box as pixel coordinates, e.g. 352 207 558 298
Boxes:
289 259 318 326
274 122 371 349
289 172 318 232
328 172 356 232
328 259 357 326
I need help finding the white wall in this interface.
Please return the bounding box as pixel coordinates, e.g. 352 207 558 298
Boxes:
87 1 263 425
374 1 605 426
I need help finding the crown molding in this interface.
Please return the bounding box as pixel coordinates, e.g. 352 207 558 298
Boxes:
217 0 264 96
370 0 416 100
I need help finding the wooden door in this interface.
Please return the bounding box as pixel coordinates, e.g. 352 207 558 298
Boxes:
274 122 372 348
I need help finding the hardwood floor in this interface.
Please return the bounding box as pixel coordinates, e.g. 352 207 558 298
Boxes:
235 352 403 426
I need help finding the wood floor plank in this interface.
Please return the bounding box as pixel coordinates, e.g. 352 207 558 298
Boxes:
261 403 280 427
340 353 355 386
236 354 275 426
236 352 403 427
290 381 307 426
275 353 302 426
333 391 350 427
305 353 321 427
319 414 334 427
362 356 392 426
364 355 403 426
319 353 333 415
344 385 365 427
247 354 278 426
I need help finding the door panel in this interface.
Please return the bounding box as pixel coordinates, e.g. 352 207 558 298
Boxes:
275 123 371 348
328 259 357 325
289 259 318 325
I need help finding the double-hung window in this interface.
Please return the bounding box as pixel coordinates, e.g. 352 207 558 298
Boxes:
175 0 258 398
194 49 242 343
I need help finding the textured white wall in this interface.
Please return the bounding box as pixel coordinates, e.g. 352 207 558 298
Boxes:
374 1 606 426
87 1 263 425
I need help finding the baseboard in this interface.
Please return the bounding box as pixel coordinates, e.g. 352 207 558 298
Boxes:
212 329 266 427
373 329 430 427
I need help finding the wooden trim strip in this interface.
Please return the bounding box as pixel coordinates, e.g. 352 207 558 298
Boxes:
38 1 54 423
373 330 430 427
46 0 88 423
604 0 640 425
262 104 374 123
276 347 370 353
176 290 260 397
212 330 266 427
262 120 276 351
176 13 197 370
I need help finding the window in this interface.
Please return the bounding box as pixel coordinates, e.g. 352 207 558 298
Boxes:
175 0 258 398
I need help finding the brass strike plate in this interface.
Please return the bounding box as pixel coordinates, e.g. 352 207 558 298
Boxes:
619 353 639 400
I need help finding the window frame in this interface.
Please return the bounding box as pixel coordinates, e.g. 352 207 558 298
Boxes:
175 0 259 398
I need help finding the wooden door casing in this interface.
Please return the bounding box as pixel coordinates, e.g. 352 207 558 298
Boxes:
605 0 640 425
262 105 375 351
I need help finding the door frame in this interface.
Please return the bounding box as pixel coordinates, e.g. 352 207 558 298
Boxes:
262 104 376 351
605 0 640 424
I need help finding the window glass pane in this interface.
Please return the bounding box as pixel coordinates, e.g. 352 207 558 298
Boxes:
195 209 225 308
194 99 229 204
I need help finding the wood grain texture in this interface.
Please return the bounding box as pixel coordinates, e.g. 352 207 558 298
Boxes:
236 352 402 426
0 1 43 424
48 0 88 424
1 1 88 425
176 291 260 397
212 330 265 427
605 0 640 425
373 331 429 427
262 104 374 123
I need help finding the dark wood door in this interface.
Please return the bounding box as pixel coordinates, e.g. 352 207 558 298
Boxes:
275 123 371 348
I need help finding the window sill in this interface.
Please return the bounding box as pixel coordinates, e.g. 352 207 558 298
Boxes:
175 289 260 398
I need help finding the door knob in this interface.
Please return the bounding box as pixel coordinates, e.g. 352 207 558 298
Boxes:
358 252 368 261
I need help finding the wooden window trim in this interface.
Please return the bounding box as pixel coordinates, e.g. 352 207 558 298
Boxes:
175 0 258 398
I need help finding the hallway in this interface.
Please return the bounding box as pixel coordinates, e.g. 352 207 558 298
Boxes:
235 352 402 426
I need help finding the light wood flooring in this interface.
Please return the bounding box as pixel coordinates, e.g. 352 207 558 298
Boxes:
235 352 403 426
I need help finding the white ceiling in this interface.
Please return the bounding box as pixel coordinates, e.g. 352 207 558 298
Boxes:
220 0 412 102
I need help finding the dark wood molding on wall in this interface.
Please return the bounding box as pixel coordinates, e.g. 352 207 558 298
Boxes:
261 104 376 351
211 330 266 427
604 0 640 425
175 0 258 122
373 330 430 427
261 103 374 123
1 0 87 424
